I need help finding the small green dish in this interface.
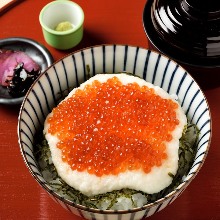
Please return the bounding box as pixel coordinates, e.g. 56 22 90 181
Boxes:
39 0 84 50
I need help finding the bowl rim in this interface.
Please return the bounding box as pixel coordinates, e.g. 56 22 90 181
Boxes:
18 44 212 214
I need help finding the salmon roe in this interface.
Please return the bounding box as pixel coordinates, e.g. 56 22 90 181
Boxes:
48 77 180 177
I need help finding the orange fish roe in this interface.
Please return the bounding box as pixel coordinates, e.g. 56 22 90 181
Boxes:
48 76 180 177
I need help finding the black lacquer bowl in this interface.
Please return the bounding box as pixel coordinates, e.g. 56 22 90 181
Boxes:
143 0 220 68
143 0 220 89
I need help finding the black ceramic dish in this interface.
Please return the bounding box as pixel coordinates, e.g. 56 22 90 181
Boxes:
0 37 54 105
143 0 220 67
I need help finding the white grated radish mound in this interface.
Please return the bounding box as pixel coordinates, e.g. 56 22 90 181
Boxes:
44 73 187 196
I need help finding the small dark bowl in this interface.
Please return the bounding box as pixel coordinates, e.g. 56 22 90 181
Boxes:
143 0 220 89
0 37 54 105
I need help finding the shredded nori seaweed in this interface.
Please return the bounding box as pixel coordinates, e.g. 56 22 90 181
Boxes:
34 123 199 209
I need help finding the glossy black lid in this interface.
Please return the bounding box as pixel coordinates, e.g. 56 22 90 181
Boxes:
143 0 220 67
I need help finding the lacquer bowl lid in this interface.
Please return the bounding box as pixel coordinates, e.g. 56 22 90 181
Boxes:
143 0 220 67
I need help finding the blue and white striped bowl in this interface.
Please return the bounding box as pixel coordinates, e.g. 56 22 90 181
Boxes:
18 45 211 220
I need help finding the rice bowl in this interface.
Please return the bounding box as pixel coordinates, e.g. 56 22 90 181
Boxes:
18 45 211 220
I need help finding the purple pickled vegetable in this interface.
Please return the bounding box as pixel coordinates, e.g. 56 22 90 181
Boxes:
0 49 41 97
